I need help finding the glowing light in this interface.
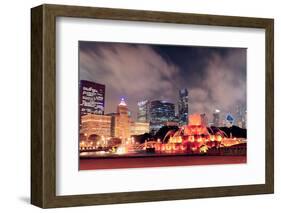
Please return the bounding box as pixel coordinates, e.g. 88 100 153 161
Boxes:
166 144 171 151
155 144 160 151
188 135 194 142
96 151 106 155
169 136 182 143
188 114 202 126
173 144 179 151
216 135 222 142
116 146 127 155
180 145 186 151
119 97 127 106
200 145 208 153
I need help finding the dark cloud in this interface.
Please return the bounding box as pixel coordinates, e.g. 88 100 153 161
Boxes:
189 49 247 117
79 41 246 121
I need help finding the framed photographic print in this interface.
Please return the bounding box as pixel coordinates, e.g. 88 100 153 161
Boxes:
31 4 274 208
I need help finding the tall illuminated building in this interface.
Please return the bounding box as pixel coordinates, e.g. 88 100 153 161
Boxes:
112 98 131 141
137 100 150 122
213 109 221 127
178 88 189 125
149 100 175 132
79 80 105 116
235 105 247 128
79 80 106 141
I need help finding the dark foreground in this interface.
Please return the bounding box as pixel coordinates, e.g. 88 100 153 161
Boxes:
79 155 246 170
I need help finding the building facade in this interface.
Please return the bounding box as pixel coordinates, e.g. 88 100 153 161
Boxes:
80 114 112 138
79 80 105 116
130 122 150 136
213 109 221 127
235 104 247 129
137 100 150 123
178 88 189 125
112 98 131 140
149 100 175 132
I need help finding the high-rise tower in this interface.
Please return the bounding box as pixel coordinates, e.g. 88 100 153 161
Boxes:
149 100 175 132
113 98 131 141
178 88 189 125
79 80 105 116
137 100 150 123
213 109 221 127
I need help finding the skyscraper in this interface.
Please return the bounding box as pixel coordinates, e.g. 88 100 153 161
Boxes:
112 98 131 141
79 80 108 143
149 100 175 132
79 80 105 116
178 88 189 125
137 100 150 122
213 109 221 127
235 104 247 128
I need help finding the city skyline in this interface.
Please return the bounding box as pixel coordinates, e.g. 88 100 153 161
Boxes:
79 79 246 132
79 41 247 121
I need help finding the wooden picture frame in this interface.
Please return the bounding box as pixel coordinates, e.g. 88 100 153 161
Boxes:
31 4 274 208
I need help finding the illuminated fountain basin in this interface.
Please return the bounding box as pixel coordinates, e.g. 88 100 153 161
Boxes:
152 114 232 154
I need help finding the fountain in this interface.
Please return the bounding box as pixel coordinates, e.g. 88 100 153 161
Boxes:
156 114 229 154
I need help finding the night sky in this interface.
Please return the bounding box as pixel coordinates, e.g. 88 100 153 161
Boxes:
79 41 246 120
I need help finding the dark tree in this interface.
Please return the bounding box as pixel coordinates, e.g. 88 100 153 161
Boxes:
154 126 179 142
133 133 153 144
208 126 247 138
